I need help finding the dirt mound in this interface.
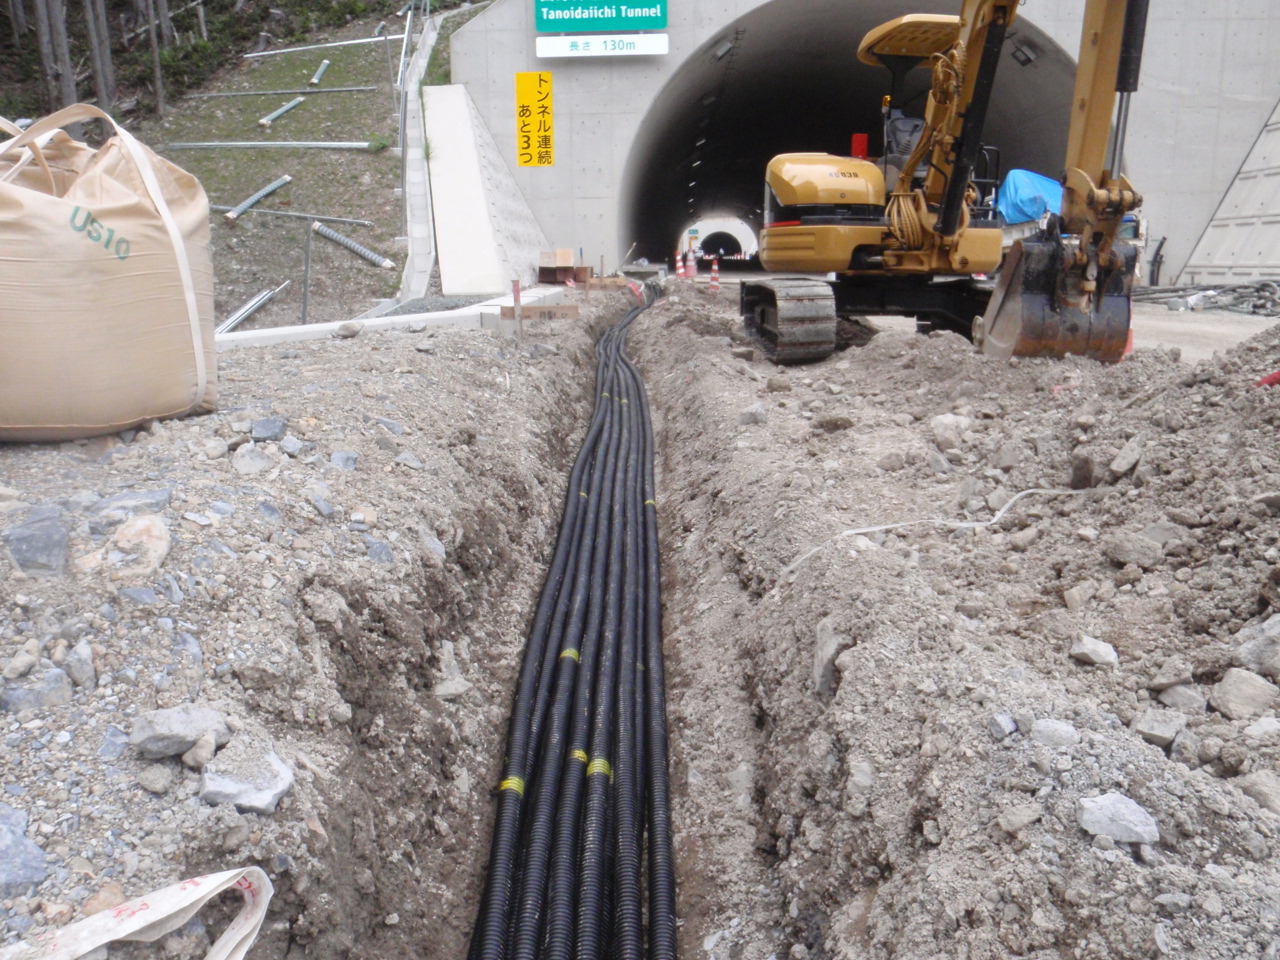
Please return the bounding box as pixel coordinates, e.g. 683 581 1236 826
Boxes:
3 282 1278 959
0 299 628 958
635 286 1280 959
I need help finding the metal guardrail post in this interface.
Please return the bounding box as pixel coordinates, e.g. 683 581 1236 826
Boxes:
301 225 314 324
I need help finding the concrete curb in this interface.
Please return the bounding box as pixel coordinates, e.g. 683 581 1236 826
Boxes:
217 286 568 350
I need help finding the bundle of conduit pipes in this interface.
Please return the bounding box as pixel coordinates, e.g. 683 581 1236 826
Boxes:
468 282 678 960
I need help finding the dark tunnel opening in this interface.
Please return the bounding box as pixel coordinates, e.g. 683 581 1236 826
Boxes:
620 0 1078 263
699 232 743 257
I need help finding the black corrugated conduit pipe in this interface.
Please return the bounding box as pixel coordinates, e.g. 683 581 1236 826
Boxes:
467 285 677 960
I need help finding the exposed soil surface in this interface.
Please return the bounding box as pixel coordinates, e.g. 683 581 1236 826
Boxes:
635 285 1280 960
2 280 1280 960
132 15 409 330
0 298 623 958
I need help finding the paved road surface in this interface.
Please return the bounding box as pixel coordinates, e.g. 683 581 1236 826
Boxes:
1130 302 1275 363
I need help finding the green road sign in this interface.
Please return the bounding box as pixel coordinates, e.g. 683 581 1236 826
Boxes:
535 1 667 33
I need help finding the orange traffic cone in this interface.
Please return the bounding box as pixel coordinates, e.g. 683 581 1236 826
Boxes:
1122 327 1135 359
709 258 721 293
685 250 697 279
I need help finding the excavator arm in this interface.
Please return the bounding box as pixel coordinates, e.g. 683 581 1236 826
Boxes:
977 0 1150 362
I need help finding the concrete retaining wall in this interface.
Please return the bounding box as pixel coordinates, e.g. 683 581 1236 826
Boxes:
423 84 549 296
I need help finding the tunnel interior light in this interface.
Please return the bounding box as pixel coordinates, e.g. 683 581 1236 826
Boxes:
1011 43 1039 66
713 39 735 61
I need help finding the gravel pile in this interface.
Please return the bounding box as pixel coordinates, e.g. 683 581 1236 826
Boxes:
633 285 1280 960
3 281 1278 959
0 302 628 958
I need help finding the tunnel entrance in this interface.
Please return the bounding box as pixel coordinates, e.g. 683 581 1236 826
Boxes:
621 0 1078 263
700 232 742 257
678 215 758 260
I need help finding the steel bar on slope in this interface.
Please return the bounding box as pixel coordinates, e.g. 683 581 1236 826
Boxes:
184 86 376 98
208 204 374 227
242 34 404 58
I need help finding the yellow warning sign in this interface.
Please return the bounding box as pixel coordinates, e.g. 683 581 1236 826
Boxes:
516 71 554 167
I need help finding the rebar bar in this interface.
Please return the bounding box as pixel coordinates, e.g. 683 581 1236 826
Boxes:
184 86 377 99
209 204 374 227
164 141 377 151
257 97 305 129
308 59 331 86
242 34 404 58
312 221 395 269
301 225 314 325
223 174 292 225
215 280 290 335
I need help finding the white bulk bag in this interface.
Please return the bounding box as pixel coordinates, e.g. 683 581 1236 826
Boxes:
0 103 216 441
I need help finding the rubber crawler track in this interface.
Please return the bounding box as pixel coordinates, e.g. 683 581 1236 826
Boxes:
468 286 677 960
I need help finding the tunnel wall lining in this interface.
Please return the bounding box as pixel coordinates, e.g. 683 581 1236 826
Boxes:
451 0 1280 280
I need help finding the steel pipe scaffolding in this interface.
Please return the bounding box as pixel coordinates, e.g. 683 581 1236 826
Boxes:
469 286 677 960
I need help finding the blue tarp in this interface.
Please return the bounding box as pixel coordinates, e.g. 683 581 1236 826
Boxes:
998 169 1062 224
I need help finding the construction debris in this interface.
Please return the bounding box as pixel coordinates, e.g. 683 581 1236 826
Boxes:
163 140 379 151
309 60 332 86
183 86 377 99
257 97 306 130
208 204 373 227
1133 280 1280 316
215 280 291 334
242 34 404 58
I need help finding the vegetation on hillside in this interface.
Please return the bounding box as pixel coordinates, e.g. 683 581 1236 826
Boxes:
0 0 472 121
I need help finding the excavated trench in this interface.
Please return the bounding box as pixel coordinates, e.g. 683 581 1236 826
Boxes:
155 287 1280 960
168 314 622 959
294 332 620 960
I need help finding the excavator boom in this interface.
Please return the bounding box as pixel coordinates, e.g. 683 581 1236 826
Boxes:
978 0 1149 362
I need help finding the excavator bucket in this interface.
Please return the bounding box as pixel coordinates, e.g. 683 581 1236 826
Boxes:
978 237 1137 363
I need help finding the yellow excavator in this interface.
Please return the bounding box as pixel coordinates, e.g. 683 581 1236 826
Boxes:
741 0 1149 364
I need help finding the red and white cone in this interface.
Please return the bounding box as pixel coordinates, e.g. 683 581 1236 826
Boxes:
709 258 721 293
685 249 698 278
675 251 685 279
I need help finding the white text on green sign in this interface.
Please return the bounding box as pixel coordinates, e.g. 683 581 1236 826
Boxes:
535 1 667 33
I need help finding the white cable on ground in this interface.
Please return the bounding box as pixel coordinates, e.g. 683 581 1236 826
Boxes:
776 487 1093 584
